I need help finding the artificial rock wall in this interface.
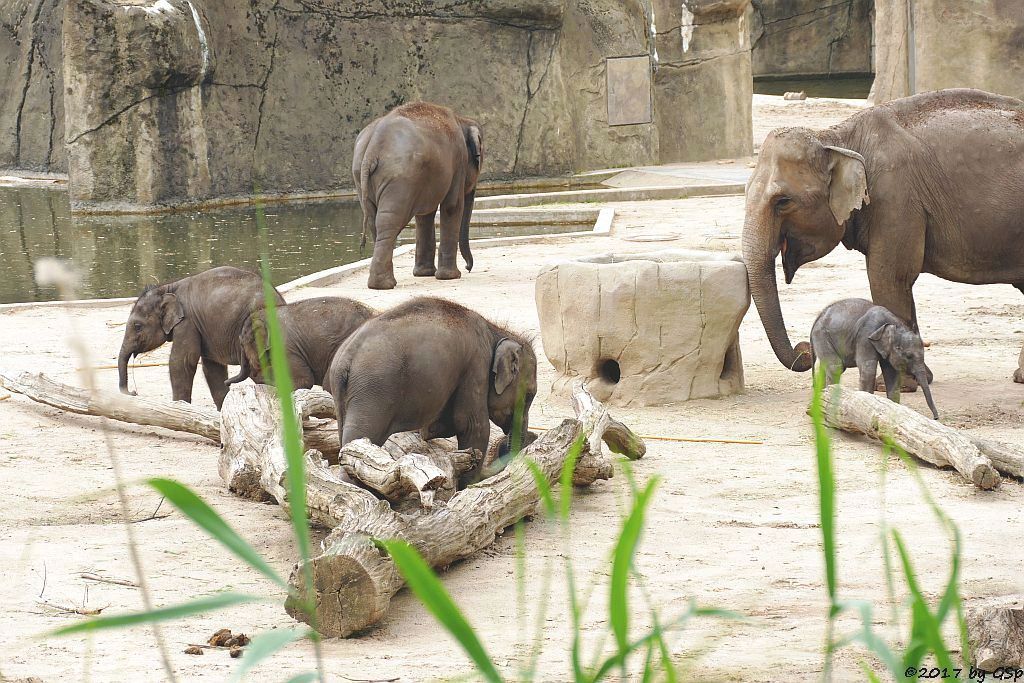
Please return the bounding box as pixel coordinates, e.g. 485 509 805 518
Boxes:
870 0 1024 103
751 0 874 78
55 0 754 212
0 0 65 173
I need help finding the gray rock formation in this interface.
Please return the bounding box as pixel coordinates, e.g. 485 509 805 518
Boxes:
871 0 1024 103
55 0 753 212
0 0 65 173
750 0 873 79
535 250 750 407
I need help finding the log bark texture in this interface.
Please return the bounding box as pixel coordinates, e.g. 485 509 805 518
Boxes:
820 389 1001 490
970 437 1024 480
967 595 1024 671
0 370 221 442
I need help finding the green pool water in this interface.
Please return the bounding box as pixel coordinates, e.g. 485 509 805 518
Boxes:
754 75 874 99
0 187 584 304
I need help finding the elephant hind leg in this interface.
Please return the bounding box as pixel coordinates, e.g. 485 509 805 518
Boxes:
202 358 229 410
340 403 394 447
367 207 409 290
436 186 465 281
413 211 438 277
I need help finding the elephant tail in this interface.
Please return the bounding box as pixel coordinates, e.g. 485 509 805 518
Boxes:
358 155 379 255
459 189 475 272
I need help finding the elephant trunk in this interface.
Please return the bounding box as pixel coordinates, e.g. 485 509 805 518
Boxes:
225 352 250 386
117 344 137 396
917 370 939 420
742 213 813 372
459 190 475 272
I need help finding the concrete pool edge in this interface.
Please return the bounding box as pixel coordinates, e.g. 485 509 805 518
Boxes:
0 208 616 309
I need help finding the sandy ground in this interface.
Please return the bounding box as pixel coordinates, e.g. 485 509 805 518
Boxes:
2 98 1023 682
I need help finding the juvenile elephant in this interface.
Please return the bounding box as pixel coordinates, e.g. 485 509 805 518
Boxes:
742 89 1024 376
225 296 375 390
327 297 536 486
353 102 482 290
810 298 938 419
117 266 283 409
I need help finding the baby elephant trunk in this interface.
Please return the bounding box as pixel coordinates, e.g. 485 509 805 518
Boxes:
916 370 939 420
117 345 137 396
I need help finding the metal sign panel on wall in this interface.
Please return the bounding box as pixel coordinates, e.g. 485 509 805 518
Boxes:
606 55 653 126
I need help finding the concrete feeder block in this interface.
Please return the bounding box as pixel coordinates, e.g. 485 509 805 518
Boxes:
535 249 750 407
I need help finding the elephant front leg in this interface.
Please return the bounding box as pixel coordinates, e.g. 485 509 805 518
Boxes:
168 325 202 403
435 199 464 281
879 361 902 403
857 357 879 393
412 211 437 277
201 357 229 410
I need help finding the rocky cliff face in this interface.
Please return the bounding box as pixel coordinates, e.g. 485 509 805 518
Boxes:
0 0 65 173
58 0 754 212
750 0 873 79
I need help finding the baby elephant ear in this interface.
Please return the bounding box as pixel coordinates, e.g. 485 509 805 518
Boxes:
492 338 522 395
824 146 869 226
160 293 184 335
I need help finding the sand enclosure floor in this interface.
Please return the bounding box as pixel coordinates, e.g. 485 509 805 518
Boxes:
2 98 1023 681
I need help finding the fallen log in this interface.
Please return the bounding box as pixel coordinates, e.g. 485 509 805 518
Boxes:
820 389 1000 490
969 437 1024 480
0 370 220 442
966 595 1024 671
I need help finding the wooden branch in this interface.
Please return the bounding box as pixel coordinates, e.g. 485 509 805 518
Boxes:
219 382 292 503
0 370 221 442
337 440 447 508
286 417 591 637
820 389 1000 490
966 595 1024 671
969 437 1024 480
569 380 645 485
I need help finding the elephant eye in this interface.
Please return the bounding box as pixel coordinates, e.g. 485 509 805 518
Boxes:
774 196 793 211
133 322 143 332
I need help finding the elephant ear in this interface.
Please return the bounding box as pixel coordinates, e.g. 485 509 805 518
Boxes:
464 123 482 170
867 323 896 355
825 146 869 226
492 338 522 396
160 293 184 335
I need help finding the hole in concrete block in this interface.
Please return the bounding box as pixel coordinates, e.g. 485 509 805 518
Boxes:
596 358 621 384
720 340 740 381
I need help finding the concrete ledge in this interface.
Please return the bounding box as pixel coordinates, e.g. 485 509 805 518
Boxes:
0 296 136 314
474 183 744 210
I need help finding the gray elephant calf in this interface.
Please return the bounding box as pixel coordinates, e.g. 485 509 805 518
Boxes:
810 298 938 419
226 296 375 390
327 297 537 487
117 266 284 409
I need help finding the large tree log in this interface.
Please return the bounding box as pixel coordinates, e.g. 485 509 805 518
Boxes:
0 370 221 441
820 389 1000 490
285 418 594 637
966 595 1024 671
969 437 1024 480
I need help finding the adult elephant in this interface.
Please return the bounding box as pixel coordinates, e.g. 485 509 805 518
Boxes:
117 266 284 409
743 88 1024 374
353 101 483 290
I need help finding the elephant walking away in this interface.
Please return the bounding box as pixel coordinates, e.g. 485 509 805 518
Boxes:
742 89 1024 377
352 102 482 290
117 266 284 409
327 297 536 487
226 296 375 390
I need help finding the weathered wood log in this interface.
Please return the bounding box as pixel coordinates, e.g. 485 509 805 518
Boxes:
0 370 221 441
969 437 1024 480
219 382 293 502
569 380 645 485
285 417 595 637
820 389 1000 490
966 595 1024 671
337 440 447 508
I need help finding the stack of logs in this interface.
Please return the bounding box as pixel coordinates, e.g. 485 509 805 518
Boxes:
0 371 645 636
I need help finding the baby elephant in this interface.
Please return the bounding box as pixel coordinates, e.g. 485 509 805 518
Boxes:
811 298 938 419
327 297 537 486
226 296 375 390
118 266 283 409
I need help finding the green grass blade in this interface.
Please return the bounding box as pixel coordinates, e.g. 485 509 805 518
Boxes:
255 204 314 613
558 435 585 521
381 540 503 683
47 592 261 637
809 367 838 610
525 460 556 519
228 627 311 682
146 478 285 589
610 478 659 658
892 531 955 671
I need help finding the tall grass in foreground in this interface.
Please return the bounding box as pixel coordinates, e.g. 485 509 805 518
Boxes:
44 203 325 682
810 366 969 680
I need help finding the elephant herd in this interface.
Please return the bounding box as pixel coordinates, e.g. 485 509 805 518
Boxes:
116 88 1024 487
117 266 535 486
